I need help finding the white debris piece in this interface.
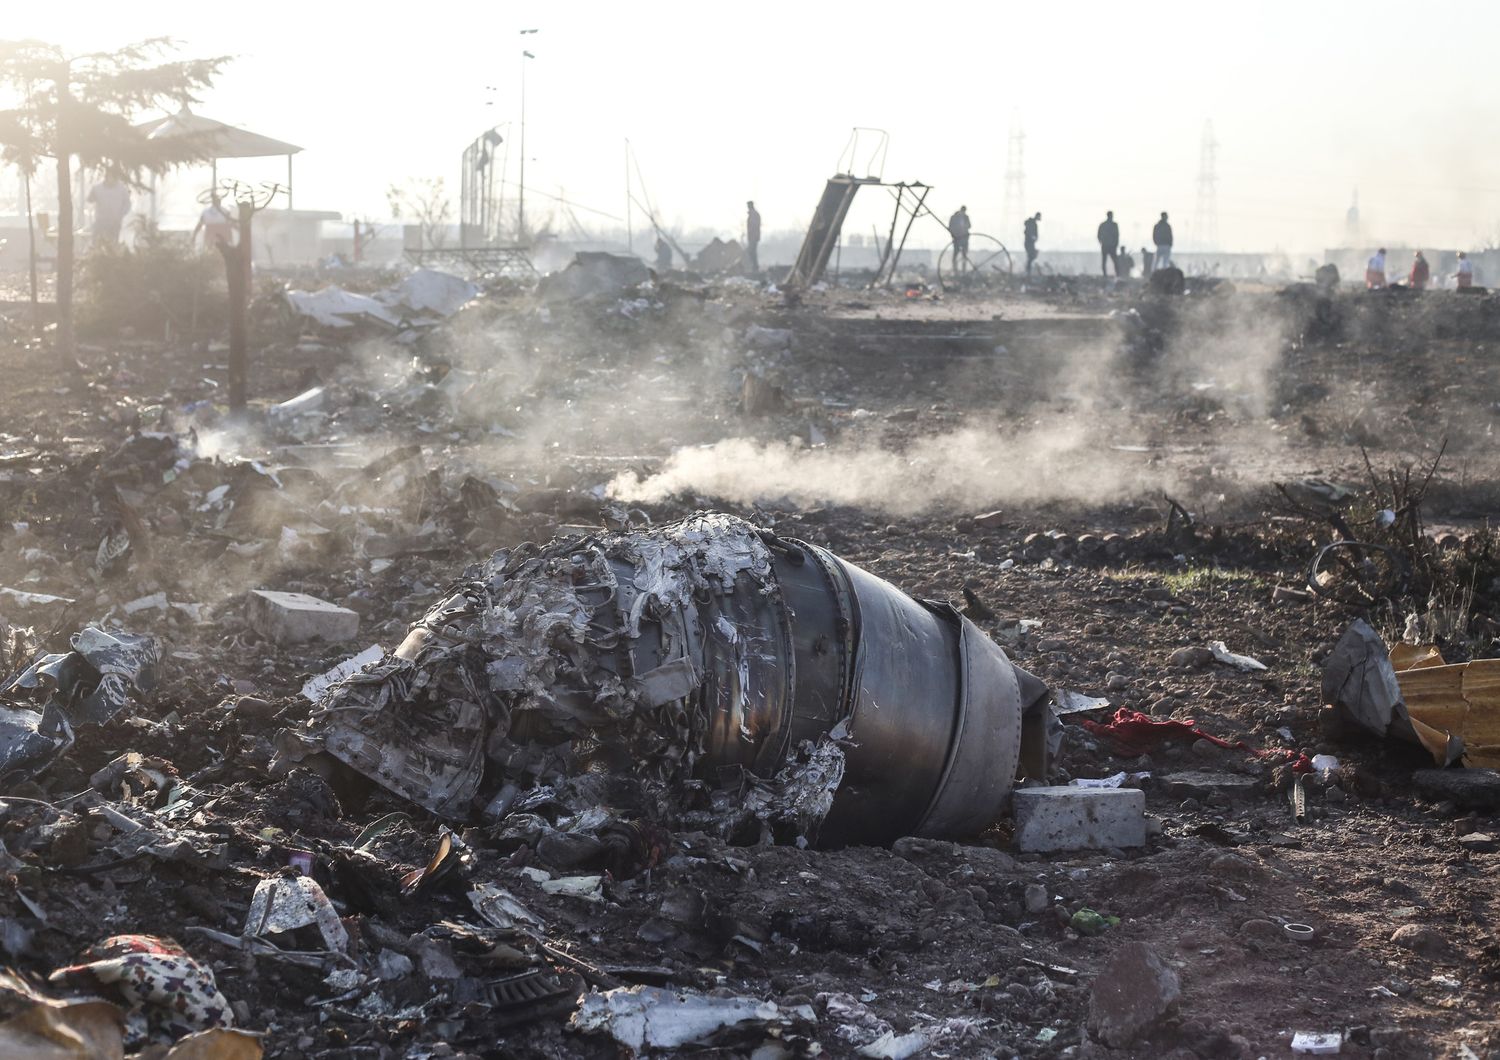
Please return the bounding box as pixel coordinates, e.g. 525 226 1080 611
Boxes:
1291 1030 1343 1054
197 483 231 511
244 875 349 954
1052 689 1111 715
247 589 359 645
389 269 478 318
540 875 605 903
0 587 75 608
857 1018 988 1059
302 645 385 703
469 883 543 932
268 386 327 420
1070 771 1151 789
858 1030 932 1060
569 985 806 1051
1209 641 1268 671
285 286 400 329
123 592 168 614
1012 786 1146 852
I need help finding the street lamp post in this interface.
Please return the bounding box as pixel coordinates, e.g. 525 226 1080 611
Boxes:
518 29 537 244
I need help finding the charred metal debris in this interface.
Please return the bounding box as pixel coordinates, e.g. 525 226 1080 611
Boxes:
278 512 1050 863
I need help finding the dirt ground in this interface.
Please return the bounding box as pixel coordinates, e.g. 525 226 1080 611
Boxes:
2 268 1500 1059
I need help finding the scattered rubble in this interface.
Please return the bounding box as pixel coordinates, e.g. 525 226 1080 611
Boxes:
0 273 1497 1055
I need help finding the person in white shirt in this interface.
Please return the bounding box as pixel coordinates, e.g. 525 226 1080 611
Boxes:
87 175 131 246
1455 251 1475 289
192 193 235 250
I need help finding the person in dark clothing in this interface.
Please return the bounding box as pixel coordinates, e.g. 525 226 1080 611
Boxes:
1023 212 1041 275
949 206 972 273
1152 211 1174 269
1141 246 1155 275
655 235 672 272
745 201 761 272
1097 211 1119 276
1116 246 1135 278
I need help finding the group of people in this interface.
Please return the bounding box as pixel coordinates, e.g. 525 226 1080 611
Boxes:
949 205 1047 275
945 206 1177 279
1365 248 1474 290
682 202 1485 293
1096 210 1175 278
84 173 237 252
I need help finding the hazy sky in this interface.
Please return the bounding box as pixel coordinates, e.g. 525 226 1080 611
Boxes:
7 0 1500 253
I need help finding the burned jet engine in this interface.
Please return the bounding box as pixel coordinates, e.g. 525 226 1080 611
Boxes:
285 512 1047 848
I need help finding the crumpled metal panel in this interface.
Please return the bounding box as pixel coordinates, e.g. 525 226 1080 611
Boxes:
0 627 161 780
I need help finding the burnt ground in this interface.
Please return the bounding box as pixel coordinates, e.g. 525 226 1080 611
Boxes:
3 272 1500 1058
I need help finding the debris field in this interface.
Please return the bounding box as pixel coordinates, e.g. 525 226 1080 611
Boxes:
3 268 1500 1058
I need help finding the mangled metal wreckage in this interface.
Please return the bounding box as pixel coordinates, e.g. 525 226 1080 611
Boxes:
281 513 1048 853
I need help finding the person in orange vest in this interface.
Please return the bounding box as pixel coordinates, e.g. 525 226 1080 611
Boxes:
1409 250 1430 290
1455 251 1475 289
1365 248 1387 289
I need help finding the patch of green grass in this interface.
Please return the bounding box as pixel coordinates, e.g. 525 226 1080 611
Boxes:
1160 567 1267 595
1100 565 1270 595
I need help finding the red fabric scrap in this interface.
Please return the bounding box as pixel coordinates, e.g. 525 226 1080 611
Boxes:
1081 708 1310 772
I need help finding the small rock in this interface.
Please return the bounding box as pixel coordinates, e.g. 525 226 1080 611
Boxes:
1323 785 1347 804
375 950 414 980
1389 924 1451 959
1190 738 1220 759
1210 854 1263 880
1106 672 1129 691
1457 831 1497 853
1087 941 1182 1047
1035 638 1067 652
407 934 463 978
1168 645 1215 669
1024 884 1049 914
973 510 1005 529
1238 919 1282 943
1161 770 1260 800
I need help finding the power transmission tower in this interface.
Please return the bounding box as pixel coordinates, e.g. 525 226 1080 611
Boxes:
1192 120 1219 251
1001 121 1025 236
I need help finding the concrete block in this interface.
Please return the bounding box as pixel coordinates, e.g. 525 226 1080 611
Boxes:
247 590 359 645
1012 786 1146 853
